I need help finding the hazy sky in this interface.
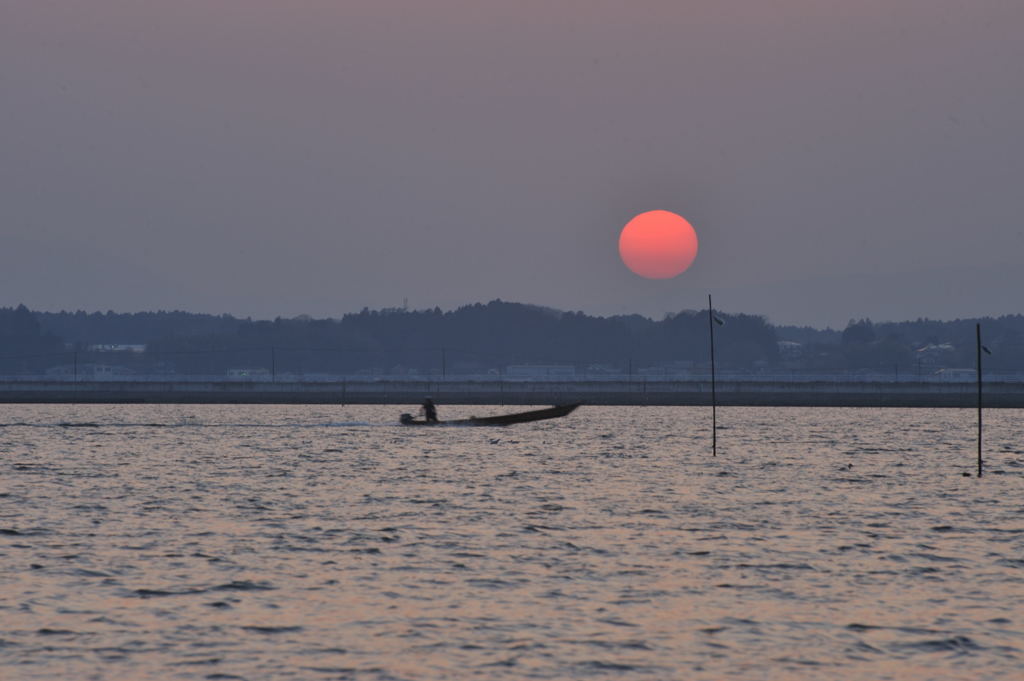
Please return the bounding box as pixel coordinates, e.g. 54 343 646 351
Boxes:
3 1 1022 328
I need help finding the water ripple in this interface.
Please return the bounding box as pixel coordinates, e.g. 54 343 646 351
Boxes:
1 404 1023 680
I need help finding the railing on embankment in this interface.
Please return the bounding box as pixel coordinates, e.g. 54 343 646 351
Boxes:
1 378 1023 407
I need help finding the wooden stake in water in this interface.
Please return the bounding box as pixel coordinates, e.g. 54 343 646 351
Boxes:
976 323 983 478
709 294 717 457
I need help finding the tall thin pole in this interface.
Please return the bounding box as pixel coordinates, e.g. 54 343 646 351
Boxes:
976 323 983 478
709 294 717 457
441 347 446 378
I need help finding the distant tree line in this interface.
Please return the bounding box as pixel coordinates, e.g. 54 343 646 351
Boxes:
1 301 1023 376
0 305 65 373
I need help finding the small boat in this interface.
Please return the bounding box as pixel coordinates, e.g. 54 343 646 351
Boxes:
399 403 580 427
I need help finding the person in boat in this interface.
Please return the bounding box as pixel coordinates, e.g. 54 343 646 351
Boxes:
420 397 438 423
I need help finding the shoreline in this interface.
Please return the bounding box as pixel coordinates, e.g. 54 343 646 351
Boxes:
2 378 1022 408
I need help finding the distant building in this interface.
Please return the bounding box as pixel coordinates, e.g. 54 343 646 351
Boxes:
226 368 271 378
87 344 147 353
506 365 576 377
777 340 803 359
638 361 695 376
915 343 955 363
934 368 976 381
46 363 131 379
914 343 957 373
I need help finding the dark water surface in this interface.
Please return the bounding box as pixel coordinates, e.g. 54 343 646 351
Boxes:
1 405 1022 680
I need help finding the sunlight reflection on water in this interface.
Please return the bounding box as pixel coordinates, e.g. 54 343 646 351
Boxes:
1 404 1022 680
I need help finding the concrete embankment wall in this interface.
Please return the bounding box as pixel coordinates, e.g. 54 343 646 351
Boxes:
2 379 1024 408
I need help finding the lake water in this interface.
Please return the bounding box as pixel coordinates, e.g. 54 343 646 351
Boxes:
1 404 1022 680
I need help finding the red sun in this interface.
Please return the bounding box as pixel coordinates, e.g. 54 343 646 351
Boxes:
618 210 698 279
